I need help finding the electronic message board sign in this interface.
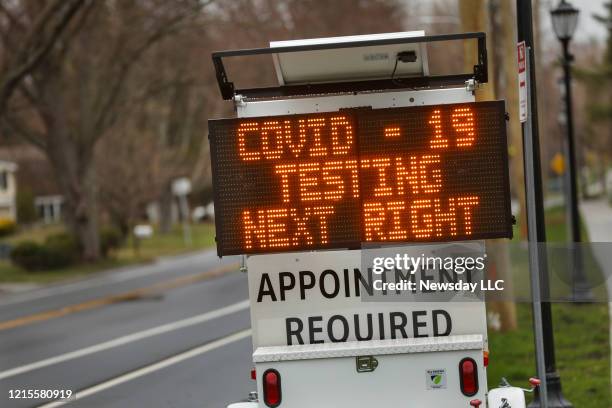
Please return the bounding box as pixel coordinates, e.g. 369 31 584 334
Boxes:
209 101 511 256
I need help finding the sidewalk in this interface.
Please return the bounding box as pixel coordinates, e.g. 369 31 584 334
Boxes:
581 198 612 243
580 197 612 386
580 197 612 296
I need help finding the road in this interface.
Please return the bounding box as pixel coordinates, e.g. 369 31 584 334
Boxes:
0 250 254 408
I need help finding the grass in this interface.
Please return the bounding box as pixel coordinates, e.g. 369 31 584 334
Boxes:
0 223 216 284
1 223 66 245
114 223 216 261
0 258 139 284
508 205 608 301
487 204 611 407
487 303 610 407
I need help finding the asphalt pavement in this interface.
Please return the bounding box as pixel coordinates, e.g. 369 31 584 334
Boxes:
0 250 254 408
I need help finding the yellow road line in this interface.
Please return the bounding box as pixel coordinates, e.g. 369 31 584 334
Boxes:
0 262 239 332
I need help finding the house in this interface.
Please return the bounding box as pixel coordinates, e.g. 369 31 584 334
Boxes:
0 146 64 224
0 160 17 221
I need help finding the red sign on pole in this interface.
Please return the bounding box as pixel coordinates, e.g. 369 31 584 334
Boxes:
517 41 528 123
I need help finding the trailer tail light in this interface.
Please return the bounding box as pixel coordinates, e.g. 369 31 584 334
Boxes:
459 358 479 396
251 367 256 380
263 369 281 407
483 350 489 367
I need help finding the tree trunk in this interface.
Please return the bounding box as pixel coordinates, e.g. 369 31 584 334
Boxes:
499 0 528 238
461 0 517 332
601 154 608 197
492 0 519 331
72 182 101 262
108 208 130 238
32 60 102 262
159 184 174 234
46 130 101 261
486 240 518 331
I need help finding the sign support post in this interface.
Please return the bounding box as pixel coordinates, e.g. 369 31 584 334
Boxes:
517 1 572 406
172 178 193 247
523 47 548 408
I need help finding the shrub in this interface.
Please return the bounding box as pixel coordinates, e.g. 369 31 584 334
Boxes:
0 218 16 237
10 233 80 271
44 233 80 268
10 241 48 271
100 226 123 257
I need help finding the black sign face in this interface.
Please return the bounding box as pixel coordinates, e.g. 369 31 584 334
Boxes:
209 101 512 256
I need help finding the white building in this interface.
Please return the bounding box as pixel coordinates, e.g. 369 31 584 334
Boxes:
0 160 17 221
34 195 64 224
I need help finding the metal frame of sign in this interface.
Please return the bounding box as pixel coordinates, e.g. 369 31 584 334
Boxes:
212 32 488 100
209 87 513 257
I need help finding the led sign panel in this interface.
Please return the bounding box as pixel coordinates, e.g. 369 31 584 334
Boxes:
209 101 511 256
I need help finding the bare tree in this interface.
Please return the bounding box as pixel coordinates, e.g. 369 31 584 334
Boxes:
97 117 161 237
97 12 219 235
1 1 210 260
0 0 86 115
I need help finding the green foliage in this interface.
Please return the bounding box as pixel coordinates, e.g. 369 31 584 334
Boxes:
100 226 123 257
16 188 37 224
577 1 612 126
588 102 612 122
10 233 80 271
574 2 611 185
44 233 80 267
593 1 612 64
0 223 216 284
487 304 610 407
9 241 45 270
0 218 16 237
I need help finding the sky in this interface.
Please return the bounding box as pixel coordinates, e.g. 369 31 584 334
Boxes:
407 0 608 44
540 0 608 44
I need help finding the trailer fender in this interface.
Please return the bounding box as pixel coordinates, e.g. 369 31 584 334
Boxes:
488 386 527 408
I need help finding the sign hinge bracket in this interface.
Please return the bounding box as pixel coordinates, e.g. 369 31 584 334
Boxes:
465 78 479 93
233 94 247 108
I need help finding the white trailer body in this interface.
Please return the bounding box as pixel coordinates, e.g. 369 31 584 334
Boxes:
227 87 496 407
210 30 527 408
254 336 486 408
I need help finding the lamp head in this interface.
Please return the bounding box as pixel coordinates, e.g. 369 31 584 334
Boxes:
551 0 580 42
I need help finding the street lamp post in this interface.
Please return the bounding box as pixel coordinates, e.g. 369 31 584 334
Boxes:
550 0 594 302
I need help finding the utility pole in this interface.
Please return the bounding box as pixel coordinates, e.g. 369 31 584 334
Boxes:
517 1 573 407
